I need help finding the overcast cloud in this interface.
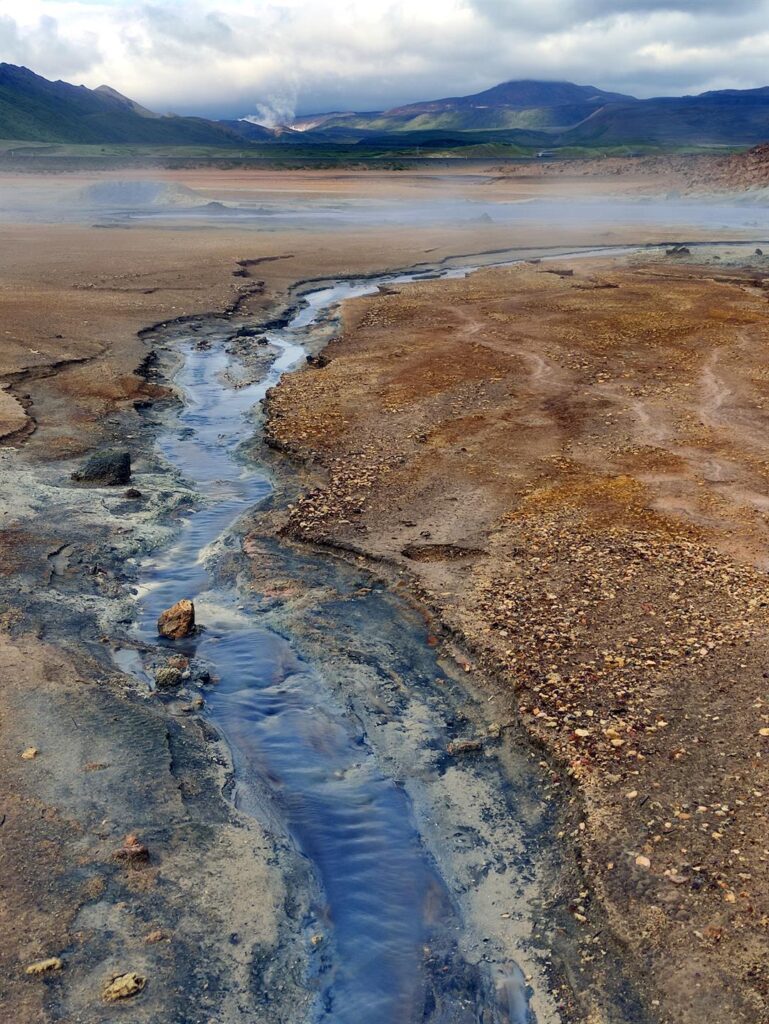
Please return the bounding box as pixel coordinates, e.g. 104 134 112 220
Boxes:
3 0 769 121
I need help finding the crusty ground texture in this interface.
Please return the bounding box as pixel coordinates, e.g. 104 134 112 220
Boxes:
499 142 769 195
265 257 769 1024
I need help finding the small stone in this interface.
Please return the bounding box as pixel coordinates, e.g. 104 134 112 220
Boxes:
635 855 651 869
103 972 146 1002
154 666 183 688
72 450 131 486
157 599 195 639
113 833 149 864
21 747 38 760
124 488 142 499
25 957 63 975
446 738 483 756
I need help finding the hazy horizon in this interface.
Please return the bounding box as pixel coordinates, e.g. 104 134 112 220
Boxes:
3 1 769 123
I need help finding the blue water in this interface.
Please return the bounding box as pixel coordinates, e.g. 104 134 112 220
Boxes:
123 266 535 1023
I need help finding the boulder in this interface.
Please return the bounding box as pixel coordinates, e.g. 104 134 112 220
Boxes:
72 450 131 486
157 599 195 639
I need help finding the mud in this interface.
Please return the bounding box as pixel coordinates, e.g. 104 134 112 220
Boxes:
2 165 768 1023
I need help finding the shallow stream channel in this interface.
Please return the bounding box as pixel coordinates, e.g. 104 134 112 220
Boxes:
114 249 654 1024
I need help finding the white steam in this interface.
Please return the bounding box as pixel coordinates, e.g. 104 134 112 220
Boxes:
242 86 298 128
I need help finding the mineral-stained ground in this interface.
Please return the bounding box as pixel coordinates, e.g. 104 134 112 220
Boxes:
2 163 769 1022
264 254 769 1024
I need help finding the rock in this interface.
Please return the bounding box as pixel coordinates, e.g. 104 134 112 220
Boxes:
21 746 38 760
113 833 150 863
72 450 131 486
447 738 483 756
157 599 195 639
124 487 142 499
25 957 63 975
154 666 183 688
756 248 764 256
103 972 146 1002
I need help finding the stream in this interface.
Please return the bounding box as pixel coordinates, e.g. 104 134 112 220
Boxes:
117 252 655 1023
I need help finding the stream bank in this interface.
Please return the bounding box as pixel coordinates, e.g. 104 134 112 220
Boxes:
111 250 666 1023
0 244 671 1023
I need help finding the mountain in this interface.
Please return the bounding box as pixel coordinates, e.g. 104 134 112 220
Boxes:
3 64 769 152
289 79 769 148
0 64 244 145
563 89 769 146
289 81 635 133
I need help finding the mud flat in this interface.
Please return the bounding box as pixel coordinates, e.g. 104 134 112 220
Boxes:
264 249 769 1024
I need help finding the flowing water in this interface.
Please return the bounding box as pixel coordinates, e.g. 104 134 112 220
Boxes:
120 251 666 1022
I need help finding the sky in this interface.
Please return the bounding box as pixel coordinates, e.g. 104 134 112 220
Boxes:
2 0 769 123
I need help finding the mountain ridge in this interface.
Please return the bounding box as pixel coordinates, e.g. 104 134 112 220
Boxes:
0 63 246 145
3 64 769 151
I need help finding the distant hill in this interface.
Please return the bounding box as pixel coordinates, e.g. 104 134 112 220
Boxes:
563 89 769 146
0 64 244 145
2 64 769 153
289 79 769 149
290 81 634 133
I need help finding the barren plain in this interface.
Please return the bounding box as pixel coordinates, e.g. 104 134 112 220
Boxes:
1 163 768 1023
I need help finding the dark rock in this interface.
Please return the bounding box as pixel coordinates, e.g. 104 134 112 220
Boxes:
72 450 131 486
447 738 484 756
306 353 329 368
124 488 142 499
756 248 764 256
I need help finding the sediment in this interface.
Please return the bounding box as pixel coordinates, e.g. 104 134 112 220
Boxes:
261 251 769 1024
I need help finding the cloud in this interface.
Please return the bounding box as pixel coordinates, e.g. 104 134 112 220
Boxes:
0 12 100 77
3 0 769 119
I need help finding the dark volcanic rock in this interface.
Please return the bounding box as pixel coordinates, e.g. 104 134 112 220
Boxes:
72 450 131 486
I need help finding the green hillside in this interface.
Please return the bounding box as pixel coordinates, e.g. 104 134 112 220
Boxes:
0 64 243 146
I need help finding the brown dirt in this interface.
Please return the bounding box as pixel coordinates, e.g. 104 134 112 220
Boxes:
264 257 769 1024
498 143 769 195
2 162 756 450
1 165 767 1021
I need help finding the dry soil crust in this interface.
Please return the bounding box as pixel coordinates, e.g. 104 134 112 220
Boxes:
264 255 769 1024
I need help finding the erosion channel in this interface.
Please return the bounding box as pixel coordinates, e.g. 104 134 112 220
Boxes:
116 253 647 1024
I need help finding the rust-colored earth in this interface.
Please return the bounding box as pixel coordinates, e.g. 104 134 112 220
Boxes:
265 257 769 1024
2 164 769 1022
